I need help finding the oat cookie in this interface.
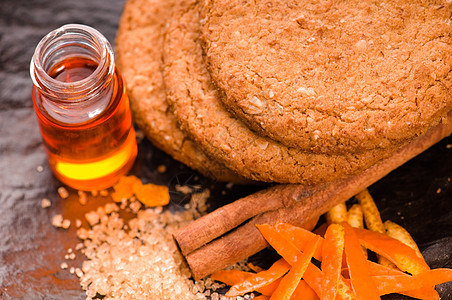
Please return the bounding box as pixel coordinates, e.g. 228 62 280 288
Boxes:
163 0 394 184
116 0 241 182
200 0 452 153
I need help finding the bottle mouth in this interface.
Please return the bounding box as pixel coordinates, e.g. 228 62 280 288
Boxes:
30 24 115 102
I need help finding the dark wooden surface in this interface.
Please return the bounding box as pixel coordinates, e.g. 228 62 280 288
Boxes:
0 1 451 299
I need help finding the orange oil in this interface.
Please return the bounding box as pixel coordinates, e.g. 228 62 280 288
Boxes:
32 57 137 191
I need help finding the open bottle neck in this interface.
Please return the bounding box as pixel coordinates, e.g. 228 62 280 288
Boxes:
30 24 116 123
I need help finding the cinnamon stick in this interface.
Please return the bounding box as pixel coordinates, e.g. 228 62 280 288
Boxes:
174 183 320 255
177 111 452 280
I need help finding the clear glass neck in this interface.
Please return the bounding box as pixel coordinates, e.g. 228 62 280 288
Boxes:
30 24 116 123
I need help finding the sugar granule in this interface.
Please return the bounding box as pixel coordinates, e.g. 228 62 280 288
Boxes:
69 181 246 299
85 211 100 226
104 203 119 214
57 187 69 199
41 198 51 208
77 207 196 299
78 190 88 205
75 268 83 278
52 214 63 228
129 200 142 213
61 219 71 229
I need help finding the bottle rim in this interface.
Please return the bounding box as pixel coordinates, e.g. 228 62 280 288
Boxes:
30 24 115 102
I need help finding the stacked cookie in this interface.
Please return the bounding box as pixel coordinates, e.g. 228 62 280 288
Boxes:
116 0 452 184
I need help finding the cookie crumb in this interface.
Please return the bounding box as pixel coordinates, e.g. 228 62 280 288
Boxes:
41 198 51 208
99 189 109 197
60 262 68 269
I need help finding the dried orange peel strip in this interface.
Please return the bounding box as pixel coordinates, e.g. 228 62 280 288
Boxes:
355 189 395 268
211 269 281 296
211 221 452 300
257 224 355 300
326 202 348 225
373 269 452 297
384 220 423 259
270 235 321 300
290 280 319 300
210 269 252 286
353 227 430 275
343 222 380 300
367 261 438 299
274 222 323 261
320 224 345 300
225 258 291 297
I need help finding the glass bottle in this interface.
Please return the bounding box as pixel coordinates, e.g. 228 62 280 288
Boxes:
30 24 137 191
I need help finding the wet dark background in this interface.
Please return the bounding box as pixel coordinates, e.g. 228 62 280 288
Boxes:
0 0 451 299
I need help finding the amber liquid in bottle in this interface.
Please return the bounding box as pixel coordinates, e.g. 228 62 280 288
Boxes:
32 57 137 191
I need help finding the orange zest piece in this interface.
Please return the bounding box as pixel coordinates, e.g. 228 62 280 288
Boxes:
320 224 345 300
225 258 291 297
111 175 141 202
353 227 430 275
342 222 380 300
270 235 321 300
133 182 170 207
